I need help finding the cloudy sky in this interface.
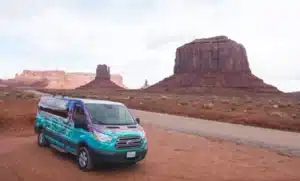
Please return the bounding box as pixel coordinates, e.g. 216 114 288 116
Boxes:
0 0 299 92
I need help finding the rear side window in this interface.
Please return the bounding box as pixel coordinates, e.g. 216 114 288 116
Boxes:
38 97 69 118
39 105 69 118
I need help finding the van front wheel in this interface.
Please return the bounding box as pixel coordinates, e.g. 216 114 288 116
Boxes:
37 129 49 147
77 147 94 171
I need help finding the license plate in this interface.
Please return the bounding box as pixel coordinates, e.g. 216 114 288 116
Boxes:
126 151 136 158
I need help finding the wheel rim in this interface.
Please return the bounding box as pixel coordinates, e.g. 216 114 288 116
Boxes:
39 132 44 144
79 150 88 168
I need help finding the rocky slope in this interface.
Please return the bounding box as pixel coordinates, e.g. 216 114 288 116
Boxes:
3 69 126 89
77 64 123 89
148 35 281 93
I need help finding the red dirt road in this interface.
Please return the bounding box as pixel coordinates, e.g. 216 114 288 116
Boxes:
1 125 300 181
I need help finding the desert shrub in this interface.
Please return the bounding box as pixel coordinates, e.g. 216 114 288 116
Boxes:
178 101 188 106
269 111 288 118
220 99 230 104
202 103 214 109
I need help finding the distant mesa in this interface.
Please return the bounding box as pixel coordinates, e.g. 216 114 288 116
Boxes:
148 35 281 93
140 79 149 89
77 64 124 89
2 77 49 88
1 68 126 89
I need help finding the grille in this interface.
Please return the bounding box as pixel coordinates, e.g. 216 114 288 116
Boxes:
115 136 143 149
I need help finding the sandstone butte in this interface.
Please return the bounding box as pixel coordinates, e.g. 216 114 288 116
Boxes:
148 35 281 93
76 64 124 89
2 68 126 89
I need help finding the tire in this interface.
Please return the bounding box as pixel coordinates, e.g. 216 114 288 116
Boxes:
77 147 94 172
37 129 49 147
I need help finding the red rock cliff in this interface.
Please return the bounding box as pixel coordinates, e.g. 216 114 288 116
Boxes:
174 36 250 74
149 35 281 93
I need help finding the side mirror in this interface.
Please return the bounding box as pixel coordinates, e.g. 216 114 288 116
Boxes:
136 118 140 124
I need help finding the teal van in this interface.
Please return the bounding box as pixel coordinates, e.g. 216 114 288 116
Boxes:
34 95 147 171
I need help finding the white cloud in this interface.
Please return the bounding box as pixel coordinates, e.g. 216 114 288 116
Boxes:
0 0 299 91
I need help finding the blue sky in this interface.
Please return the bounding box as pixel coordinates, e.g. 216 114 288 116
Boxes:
0 0 300 92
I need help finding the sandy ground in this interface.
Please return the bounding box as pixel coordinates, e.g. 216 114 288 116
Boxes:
1 125 300 181
1 88 300 181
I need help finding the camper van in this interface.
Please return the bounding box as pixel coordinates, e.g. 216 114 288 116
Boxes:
34 95 147 171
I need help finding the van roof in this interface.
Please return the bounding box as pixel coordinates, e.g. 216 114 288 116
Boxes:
41 95 125 106
75 98 124 106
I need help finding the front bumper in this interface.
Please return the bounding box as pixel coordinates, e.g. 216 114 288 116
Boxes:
89 148 147 164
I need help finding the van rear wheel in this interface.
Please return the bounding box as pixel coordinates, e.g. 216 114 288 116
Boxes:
77 147 94 171
37 129 49 147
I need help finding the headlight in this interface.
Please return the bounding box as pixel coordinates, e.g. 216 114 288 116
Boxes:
140 130 146 137
93 132 112 142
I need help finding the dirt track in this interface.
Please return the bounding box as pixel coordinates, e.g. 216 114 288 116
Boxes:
131 110 300 156
2 125 300 181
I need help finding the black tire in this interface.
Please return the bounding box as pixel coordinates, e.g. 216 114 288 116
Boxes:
37 129 49 147
77 147 94 171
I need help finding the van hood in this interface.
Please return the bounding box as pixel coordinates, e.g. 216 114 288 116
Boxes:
92 124 144 138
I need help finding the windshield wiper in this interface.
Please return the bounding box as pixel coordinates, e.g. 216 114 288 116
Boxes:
92 119 106 125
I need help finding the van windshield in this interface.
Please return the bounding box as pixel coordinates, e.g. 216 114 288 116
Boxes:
84 103 136 125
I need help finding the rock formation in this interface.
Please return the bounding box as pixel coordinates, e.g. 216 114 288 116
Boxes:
2 68 126 89
95 64 110 79
148 35 281 93
14 70 69 89
77 64 123 89
2 78 49 88
140 79 149 89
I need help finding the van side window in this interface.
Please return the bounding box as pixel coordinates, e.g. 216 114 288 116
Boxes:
38 105 68 118
72 104 86 122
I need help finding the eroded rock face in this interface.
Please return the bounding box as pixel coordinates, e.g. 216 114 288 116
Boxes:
15 70 68 89
96 64 110 80
149 35 281 93
77 64 123 89
3 68 126 89
174 36 251 74
2 78 49 88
